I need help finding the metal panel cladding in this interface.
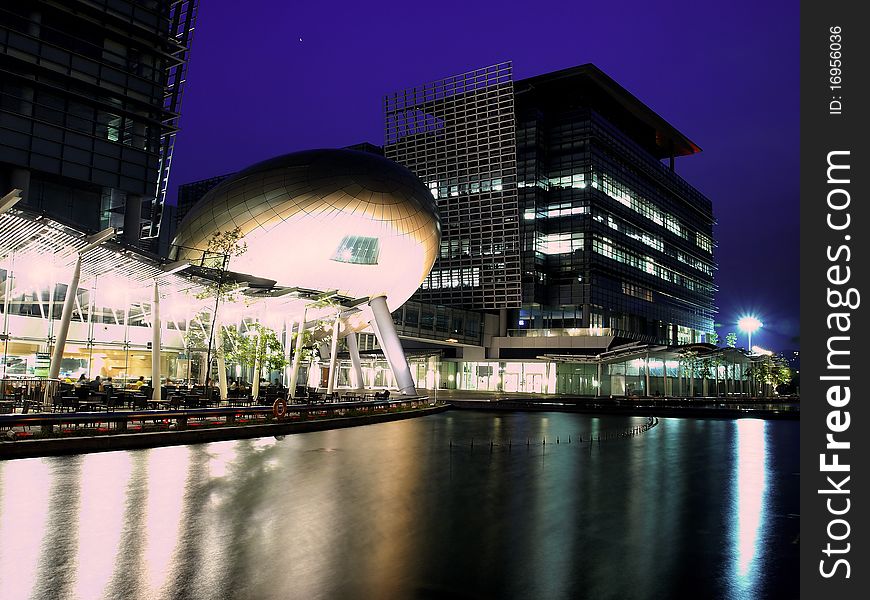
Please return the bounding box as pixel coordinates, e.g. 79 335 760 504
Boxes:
384 62 521 310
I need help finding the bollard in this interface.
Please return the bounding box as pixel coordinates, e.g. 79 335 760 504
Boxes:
568 435 571 444
557 436 560 444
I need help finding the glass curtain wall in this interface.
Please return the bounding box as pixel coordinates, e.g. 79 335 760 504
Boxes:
0 259 188 386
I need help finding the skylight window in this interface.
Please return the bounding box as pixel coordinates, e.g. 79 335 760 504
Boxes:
331 236 380 265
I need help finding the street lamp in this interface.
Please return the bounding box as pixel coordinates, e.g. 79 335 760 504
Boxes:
737 316 763 353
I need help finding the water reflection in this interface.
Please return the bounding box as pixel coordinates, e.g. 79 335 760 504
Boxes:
0 413 797 599
143 446 189 597
74 452 131 600
732 419 768 593
0 459 51 599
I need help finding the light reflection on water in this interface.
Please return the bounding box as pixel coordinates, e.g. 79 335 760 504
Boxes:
0 412 798 599
732 419 768 596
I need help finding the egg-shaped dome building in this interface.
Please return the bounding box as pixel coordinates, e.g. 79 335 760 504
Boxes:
173 149 440 395
173 149 440 306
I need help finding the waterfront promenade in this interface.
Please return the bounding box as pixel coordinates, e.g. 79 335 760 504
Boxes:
1 389 796 459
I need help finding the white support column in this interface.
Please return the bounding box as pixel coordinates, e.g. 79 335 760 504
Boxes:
596 362 602 397
644 352 651 397
43 255 82 410
345 331 364 390
369 296 415 395
677 360 683 397
288 310 306 398
151 281 161 401
283 320 295 387
216 324 228 403
326 313 341 395
251 331 262 402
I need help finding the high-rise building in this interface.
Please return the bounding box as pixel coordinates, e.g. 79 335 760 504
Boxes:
385 63 716 349
385 63 521 311
0 0 197 246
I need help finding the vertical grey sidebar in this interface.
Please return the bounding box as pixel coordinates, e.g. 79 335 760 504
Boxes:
801 1 870 596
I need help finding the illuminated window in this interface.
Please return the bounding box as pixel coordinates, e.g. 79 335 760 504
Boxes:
537 232 583 255
331 236 379 265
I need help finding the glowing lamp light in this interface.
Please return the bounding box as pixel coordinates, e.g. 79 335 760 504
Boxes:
737 316 763 351
751 346 773 356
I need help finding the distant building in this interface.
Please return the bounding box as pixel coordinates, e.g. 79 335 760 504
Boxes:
0 0 196 247
176 173 234 227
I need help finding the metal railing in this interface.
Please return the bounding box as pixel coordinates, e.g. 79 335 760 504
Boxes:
0 396 438 441
0 378 62 413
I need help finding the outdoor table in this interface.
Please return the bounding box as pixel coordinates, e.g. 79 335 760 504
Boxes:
76 400 103 412
56 396 79 411
182 394 202 409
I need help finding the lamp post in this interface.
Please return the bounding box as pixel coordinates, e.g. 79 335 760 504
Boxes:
737 316 763 354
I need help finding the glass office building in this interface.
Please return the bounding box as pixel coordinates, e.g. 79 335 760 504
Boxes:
385 63 522 311
0 0 196 246
385 63 716 348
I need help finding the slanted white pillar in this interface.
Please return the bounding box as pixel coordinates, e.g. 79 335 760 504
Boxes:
368 315 392 370
216 325 228 403
369 296 415 395
151 281 161 402
43 255 82 410
326 313 341 395
345 331 364 390
288 310 306 398
283 320 295 387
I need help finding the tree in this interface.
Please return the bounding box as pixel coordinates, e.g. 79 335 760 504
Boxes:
746 355 791 397
225 323 288 400
707 331 719 346
725 332 738 348
194 227 248 401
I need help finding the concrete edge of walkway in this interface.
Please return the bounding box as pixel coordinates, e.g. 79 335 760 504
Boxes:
0 404 449 460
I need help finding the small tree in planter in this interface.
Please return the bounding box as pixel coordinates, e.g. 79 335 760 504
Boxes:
226 322 288 401
194 227 248 401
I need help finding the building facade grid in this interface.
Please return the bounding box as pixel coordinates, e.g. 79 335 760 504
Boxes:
385 62 522 310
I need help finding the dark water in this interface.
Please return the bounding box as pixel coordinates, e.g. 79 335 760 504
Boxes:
0 412 799 600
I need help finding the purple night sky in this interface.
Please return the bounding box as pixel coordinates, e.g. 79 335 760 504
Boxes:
169 0 799 353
